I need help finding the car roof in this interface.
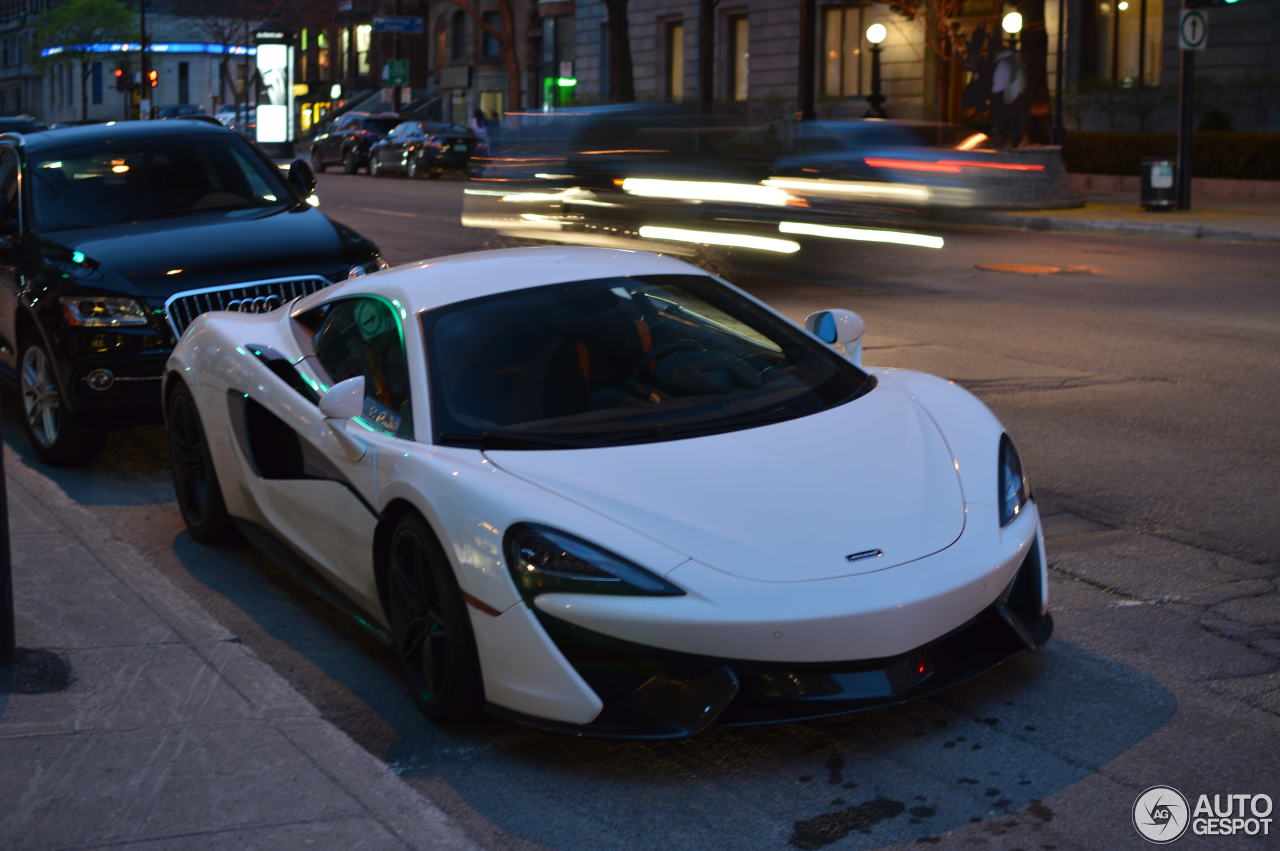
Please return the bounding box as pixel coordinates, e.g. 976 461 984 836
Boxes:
295 246 706 315
12 119 232 152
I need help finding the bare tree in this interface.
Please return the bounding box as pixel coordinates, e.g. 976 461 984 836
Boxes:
170 0 276 114
33 0 133 122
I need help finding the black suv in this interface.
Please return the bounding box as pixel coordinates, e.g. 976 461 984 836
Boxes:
0 120 386 464
309 112 400 174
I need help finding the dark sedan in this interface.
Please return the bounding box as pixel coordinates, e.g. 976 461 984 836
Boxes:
368 120 478 179
309 111 400 174
0 120 385 465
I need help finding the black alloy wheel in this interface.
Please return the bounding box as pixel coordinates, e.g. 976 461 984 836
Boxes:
311 149 327 173
167 382 237 544
342 149 361 175
17 330 104 466
385 513 482 721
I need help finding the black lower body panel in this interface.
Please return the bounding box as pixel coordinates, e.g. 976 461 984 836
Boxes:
500 545 1052 739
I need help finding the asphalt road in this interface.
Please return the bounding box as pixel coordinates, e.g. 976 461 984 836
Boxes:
9 174 1277 849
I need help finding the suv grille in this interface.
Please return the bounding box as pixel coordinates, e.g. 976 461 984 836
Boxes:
164 276 334 337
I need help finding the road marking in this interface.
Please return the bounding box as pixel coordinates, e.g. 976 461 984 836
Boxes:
344 206 420 219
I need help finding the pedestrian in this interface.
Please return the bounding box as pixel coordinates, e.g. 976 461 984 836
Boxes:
470 109 490 150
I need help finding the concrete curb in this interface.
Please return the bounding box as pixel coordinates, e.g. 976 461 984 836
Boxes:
954 210 1280 243
2 445 479 850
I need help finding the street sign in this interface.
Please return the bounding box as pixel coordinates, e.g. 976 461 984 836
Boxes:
385 59 409 87
1179 9 1208 51
372 15 425 34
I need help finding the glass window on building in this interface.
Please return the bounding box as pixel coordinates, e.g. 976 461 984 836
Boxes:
356 24 371 75
729 15 748 101
483 12 501 59
340 27 351 77
178 61 189 104
1098 0 1162 86
823 6 870 97
91 61 102 105
667 21 685 102
451 11 468 62
317 32 330 76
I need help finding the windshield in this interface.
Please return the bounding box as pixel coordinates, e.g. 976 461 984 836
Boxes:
29 135 293 231
361 119 400 134
424 274 873 449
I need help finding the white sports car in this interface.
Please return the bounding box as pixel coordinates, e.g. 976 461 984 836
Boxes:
165 246 1051 738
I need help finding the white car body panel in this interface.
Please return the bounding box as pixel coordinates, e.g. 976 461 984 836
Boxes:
166 245 1049 734
486 378 965 583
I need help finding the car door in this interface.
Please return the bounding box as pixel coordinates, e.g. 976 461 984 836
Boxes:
248 296 415 613
0 146 22 371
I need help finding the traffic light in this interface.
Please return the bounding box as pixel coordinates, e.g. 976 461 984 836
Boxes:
147 69 158 88
113 68 126 91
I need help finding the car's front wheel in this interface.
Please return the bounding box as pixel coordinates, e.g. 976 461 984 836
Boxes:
369 154 383 177
405 156 420 179
167 382 238 544
18 331 104 466
385 513 482 721
342 149 361 174
311 148 327 173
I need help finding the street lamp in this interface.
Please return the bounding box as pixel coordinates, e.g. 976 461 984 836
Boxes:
865 23 888 118
1002 11 1023 48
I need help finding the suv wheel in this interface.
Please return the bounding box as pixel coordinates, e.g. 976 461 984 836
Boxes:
18 330 105 466
369 155 382 177
311 149 327 173
405 157 419 180
342 150 361 175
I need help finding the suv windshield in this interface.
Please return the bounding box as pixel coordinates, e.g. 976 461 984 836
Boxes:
29 135 293 230
424 274 873 449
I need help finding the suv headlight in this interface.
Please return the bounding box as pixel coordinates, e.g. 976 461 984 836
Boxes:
347 255 390 279
504 524 684 599
60 296 149 327
998 433 1030 527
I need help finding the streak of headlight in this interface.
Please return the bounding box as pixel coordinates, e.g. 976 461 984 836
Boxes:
763 177 930 203
778 221 945 250
638 225 801 254
621 177 794 206
955 132 989 151
534 173 573 179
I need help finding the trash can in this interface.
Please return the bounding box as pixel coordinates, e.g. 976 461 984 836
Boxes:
1140 158 1176 210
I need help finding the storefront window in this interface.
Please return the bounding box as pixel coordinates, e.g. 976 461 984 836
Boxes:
823 6 870 97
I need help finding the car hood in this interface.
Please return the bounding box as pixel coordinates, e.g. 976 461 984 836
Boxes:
485 382 966 583
45 206 352 299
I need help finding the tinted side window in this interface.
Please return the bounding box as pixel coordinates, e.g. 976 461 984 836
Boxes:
0 148 18 231
310 298 413 438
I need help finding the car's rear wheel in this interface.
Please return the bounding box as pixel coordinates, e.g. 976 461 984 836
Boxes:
18 331 104 466
405 157 420 179
167 382 237 544
385 513 482 721
369 155 382 177
342 150 360 174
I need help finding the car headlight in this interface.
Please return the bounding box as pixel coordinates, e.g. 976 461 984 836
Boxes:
998 433 1030 527
504 524 684 599
347 255 390 279
60 296 149 327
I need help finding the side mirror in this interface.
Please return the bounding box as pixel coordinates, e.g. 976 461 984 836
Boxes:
319 375 365 420
287 158 317 199
319 376 367 461
805 308 867 365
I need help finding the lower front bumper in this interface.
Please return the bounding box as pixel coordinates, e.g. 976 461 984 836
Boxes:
494 544 1052 739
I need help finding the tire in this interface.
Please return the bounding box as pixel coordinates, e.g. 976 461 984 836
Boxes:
369 155 382 177
405 157 419 180
385 513 483 722
17 330 105 466
311 149 327 173
167 382 238 545
342 150 360 175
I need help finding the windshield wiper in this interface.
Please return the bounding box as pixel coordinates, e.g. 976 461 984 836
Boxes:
436 430 595 450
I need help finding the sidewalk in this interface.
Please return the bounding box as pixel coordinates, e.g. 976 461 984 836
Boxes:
963 191 1280 243
0 445 478 850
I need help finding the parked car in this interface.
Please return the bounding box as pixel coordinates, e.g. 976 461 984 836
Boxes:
156 104 206 119
0 116 47 133
0 119 386 465
309 112 401 175
166 245 1052 737
214 106 256 138
368 120 478 179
